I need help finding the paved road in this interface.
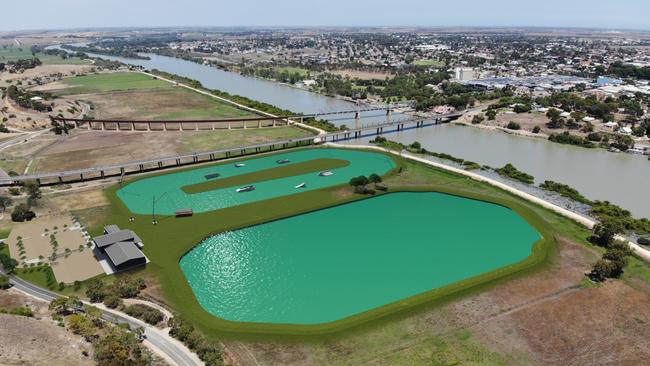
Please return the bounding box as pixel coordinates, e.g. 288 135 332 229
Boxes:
0 268 202 366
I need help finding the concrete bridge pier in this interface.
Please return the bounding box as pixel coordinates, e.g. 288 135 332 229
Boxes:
228 122 231 130
101 122 106 131
157 162 163 168
195 123 199 131
120 167 125 175
139 164 144 172
79 173 84 181
58 176 63 184
147 122 151 132
209 153 215 160
176 159 181 166
192 155 198 163
163 123 167 132
272 120 276 127
211 123 215 131
130 122 135 131
258 120 262 128
226 151 230 158
100 171 105 179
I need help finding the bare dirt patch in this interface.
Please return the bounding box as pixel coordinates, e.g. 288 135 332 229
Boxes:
329 69 394 80
0 290 93 366
31 127 311 173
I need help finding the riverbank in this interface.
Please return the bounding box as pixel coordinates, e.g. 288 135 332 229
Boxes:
139 71 328 136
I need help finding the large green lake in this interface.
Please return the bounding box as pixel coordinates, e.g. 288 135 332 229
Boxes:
180 192 540 325
117 148 395 215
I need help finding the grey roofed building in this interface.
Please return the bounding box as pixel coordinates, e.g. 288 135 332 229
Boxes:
104 224 120 234
94 229 142 249
104 241 146 268
93 225 147 273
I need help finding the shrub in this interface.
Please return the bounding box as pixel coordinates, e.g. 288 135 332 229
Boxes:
532 126 541 134
124 304 165 325
11 204 36 222
506 121 521 130
103 295 122 309
495 164 534 184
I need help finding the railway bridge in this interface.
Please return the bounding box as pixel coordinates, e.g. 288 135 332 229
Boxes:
9 109 461 187
50 104 414 132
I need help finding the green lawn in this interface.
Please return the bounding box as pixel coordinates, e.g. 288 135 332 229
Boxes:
59 72 170 95
75 146 578 339
413 59 445 67
182 158 349 193
0 46 90 65
275 67 310 76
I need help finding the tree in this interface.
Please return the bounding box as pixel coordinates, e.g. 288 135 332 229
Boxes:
93 326 152 366
368 174 382 185
0 195 12 212
589 259 617 282
49 296 82 315
486 109 497 120
67 314 97 340
471 114 485 124
85 278 107 303
349 176 369 188
23 180 41 200
0 252 18 274
590 220 625 247
532 126 541 134
11 203 36 222
0 274 11 289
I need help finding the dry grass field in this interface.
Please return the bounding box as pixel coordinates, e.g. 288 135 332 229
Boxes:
27 127 312 173
0 289 94 366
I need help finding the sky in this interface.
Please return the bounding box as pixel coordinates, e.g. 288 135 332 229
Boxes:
2 0 650 32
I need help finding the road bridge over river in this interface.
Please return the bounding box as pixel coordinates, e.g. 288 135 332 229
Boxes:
6 110 461 186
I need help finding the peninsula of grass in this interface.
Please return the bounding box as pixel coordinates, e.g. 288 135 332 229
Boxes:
181 158 349 194
70 146 599 340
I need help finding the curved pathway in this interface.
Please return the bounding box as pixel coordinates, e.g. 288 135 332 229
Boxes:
0 268 202 366
329 143 650 263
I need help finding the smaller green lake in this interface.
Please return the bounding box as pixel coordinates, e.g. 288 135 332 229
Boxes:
180 192 540 325
117 148 395 215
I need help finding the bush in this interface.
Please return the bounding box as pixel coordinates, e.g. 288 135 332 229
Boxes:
11 204 36 222
0 274 10 289
495 164 534 184
124 304 165 325
103 295 122 309
532 126 541 134
506 121 521 130
638 237 650 246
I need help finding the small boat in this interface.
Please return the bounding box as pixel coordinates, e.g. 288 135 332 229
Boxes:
318 170 333 177
236 185 255 193
204 172 220 180
276 159 291 164
295 182 306 189
234 163 246 167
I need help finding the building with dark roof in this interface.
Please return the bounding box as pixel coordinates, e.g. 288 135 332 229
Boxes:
93 226 146 272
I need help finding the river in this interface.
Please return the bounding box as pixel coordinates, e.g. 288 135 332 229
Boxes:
51 47 650 218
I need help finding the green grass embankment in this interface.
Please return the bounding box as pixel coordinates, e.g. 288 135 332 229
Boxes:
181 158 349 194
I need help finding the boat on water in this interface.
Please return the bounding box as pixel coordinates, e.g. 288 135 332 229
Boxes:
276 159 291 164
234 163 246 167
318 170 333 177
295 182 306 189
236 185 255 193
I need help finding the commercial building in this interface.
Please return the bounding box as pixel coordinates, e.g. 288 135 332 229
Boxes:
93 225 147 273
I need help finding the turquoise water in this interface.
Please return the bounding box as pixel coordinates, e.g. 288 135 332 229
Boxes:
117 148 395 215
180 192 540 325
